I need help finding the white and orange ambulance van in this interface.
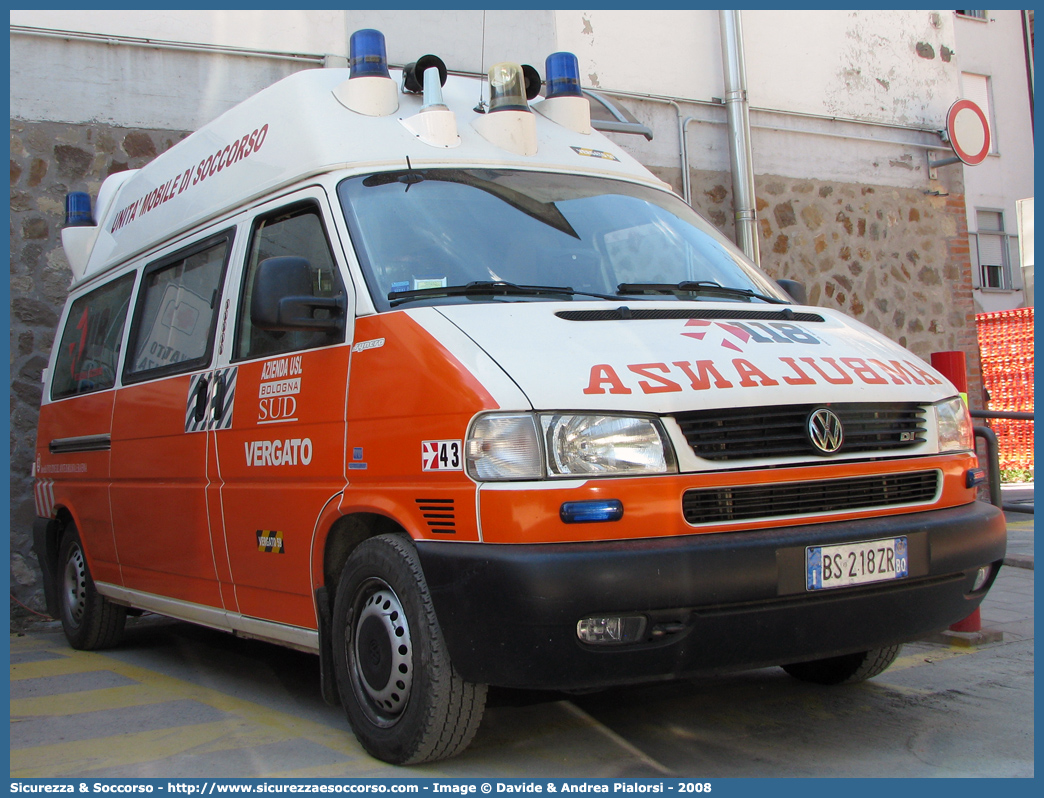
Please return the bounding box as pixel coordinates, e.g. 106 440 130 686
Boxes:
33 31 1005 764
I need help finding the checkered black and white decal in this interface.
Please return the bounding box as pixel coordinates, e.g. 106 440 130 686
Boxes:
184 367 238 433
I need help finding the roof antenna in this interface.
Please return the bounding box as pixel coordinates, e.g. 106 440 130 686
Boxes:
474 10 488 113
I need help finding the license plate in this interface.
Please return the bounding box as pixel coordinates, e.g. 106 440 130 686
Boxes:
806 537 909 591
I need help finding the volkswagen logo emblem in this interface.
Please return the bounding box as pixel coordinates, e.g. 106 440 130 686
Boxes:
807 408 844 454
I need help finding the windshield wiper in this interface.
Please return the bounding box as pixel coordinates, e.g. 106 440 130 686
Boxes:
389 281 619 307
617 280 786 304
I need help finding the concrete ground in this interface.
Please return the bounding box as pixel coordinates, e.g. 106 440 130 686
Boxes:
10 491 1034 779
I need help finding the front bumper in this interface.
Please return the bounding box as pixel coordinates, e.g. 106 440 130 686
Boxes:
417 501 1006 690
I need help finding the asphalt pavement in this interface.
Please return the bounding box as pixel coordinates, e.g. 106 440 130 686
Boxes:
9 487 1035 778
1000 483 1034 567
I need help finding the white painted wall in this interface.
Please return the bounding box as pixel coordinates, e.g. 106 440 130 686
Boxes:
745 11 960 127
10 9 1027 235
10 9 347 55
553 10 724 99
11 10 962 130
10 10 557 131
9 35 306 130
551 9 961 126
953 10 1035 312
345 10 557 76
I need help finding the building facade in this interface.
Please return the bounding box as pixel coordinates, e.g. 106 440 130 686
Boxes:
951 10 1035 311
9 10 1034 607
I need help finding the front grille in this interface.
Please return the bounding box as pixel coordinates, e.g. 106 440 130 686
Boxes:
416 498 455 533
674 402 926 461
682 471 939 524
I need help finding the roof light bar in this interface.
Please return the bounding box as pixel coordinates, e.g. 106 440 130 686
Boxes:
487 63 531 113
402 54 448 95
421 66 448 111
336 29 398 116
399 52 457 146
531 51 590 135
349 29 390 79
545 52 583 99
521 64 543 100
64 192 94 227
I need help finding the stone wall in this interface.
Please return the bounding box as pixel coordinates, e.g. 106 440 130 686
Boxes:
9 120 189 610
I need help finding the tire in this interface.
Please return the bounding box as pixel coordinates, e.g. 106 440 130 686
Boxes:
58 525 126 650
332 534 487 764
782 644 902 685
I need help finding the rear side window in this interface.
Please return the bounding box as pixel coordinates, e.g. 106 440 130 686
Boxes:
51 273 135 400
124 229 233 383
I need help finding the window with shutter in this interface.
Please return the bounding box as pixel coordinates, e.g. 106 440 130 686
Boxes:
975 210 1009 289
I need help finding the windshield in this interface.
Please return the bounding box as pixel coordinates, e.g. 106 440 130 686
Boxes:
337 169 787 311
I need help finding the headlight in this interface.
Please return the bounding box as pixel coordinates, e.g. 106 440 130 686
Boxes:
935 396 974 453
542 414 675 476
466 413 676 480
466 414 542 480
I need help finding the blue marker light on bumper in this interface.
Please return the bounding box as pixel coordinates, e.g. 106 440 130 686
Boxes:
965 467 987 489
560 499 624 524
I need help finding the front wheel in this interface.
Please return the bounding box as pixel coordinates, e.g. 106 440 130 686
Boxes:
782 644 902 685
332 534 486 764
58 525 126 650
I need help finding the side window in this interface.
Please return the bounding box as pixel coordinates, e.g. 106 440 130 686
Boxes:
51 273 135 400
976 210 1011 289
124 230 232 382
235 203 346 361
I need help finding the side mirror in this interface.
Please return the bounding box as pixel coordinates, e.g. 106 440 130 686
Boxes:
251 256 345 332
776 279 808 305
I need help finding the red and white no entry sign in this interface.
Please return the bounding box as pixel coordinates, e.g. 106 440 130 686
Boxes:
946 99 991 165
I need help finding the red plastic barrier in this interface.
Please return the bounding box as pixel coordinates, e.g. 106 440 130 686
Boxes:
976 308 1034 473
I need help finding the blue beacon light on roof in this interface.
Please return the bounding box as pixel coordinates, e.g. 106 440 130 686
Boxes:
349 29 390 79
64 192 94 227
544 52 583 100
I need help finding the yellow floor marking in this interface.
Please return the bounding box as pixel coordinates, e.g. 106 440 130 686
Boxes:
9 640 384 777
9 635 61 652
262 760 405 778
870 682 937 698
11 655 120 681
11 683 191 717
889 646 976 673
12 719 260 777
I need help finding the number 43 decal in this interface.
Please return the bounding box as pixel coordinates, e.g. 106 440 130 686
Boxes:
422 440 462 471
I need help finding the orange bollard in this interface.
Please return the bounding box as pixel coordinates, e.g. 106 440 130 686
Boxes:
950 607 982 633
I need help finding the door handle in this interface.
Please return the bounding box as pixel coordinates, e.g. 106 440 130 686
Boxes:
193 377 209 423
211 373 226 422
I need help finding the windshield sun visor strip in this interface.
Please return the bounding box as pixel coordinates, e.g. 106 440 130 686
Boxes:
555 308 825 322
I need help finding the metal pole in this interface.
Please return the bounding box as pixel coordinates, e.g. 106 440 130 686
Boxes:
973 426 1004 508
719 10 760 266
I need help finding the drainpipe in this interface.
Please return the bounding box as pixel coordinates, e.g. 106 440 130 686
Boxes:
1023 10 1034 134
679 115 697 204
719 10 760 266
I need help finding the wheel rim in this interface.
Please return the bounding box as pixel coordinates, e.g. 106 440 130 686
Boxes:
347 577 413 726
62 543 88 628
